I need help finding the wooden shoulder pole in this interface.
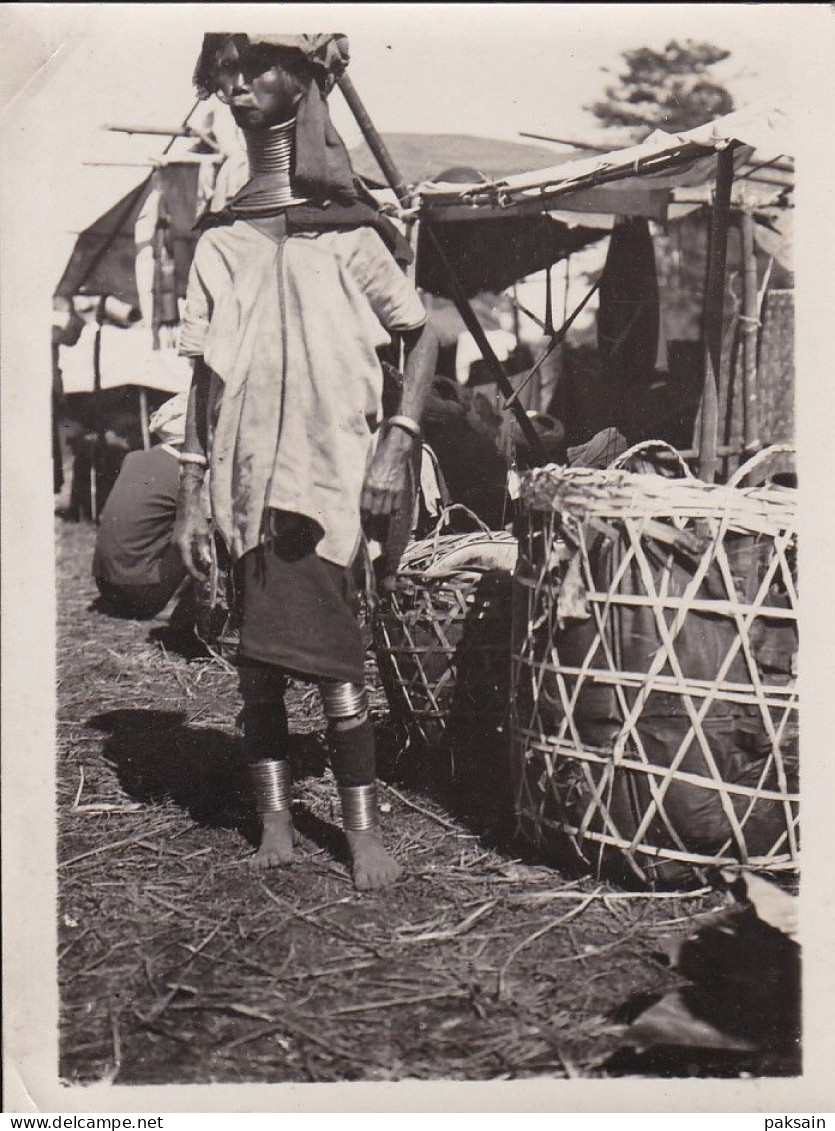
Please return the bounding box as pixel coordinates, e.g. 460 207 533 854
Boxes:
336 72 545 461
336 74 410 204
698 144 737 482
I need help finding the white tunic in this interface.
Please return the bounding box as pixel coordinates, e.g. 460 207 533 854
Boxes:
180 221 426 566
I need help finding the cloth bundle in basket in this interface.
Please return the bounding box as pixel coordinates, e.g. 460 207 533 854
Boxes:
373 507 517 748
511 444 799 886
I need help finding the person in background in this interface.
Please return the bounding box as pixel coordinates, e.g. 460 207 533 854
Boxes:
52 299 84 495
515 411 568 470
414 381 624 535
93 393 190 619
417 377 510 531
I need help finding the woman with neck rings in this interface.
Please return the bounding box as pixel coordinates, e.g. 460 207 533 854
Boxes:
174 33 438 889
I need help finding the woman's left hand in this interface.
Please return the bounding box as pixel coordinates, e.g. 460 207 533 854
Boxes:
361 429 413 517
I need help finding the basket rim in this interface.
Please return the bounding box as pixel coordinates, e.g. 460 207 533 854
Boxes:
396 529 518 575
518 810 799 870
519 464 796 529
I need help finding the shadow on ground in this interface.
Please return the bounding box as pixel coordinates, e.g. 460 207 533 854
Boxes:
373 715 516 850
88 708 332 851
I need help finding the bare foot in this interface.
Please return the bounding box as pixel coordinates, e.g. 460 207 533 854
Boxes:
250 810 297 869
344 828 403 890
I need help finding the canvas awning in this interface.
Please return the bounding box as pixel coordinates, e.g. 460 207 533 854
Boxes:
416 107 793 223
415 208 602 298
351 133 607 296
54 161 204 307
349 132 573 187
54 159 209 396
59 322 192 396
55 178 153 307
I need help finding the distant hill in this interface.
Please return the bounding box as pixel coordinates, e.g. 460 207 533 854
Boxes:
349 132 573 186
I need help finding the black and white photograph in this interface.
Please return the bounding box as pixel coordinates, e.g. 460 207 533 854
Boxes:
2 1 834 1115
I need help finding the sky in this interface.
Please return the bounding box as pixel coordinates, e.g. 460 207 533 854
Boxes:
1 2 805 293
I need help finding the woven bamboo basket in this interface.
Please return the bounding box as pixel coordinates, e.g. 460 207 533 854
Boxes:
511 443 799 886
373 506 517 748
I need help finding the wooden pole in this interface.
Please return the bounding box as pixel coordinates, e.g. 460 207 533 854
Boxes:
91 297 107 523
336 74 410 203
697 144 737 483
422 226 545 458
138 387 151 450
740 208 761 454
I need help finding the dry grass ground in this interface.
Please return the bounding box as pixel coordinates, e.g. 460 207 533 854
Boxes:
57 518 729 1086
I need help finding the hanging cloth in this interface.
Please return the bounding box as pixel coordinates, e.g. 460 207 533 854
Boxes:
597 217 659 385
293 77 356 199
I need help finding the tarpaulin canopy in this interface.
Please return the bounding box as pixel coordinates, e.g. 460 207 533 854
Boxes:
351 133 607 299
55 178 152 307
54 162 204 307
417 211 602 298
415 169 603 297
416 107 793 223
352 137 605 299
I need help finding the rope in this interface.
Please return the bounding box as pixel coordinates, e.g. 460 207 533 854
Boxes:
503 276 601 412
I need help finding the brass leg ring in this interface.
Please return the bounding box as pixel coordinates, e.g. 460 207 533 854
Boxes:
320 681 367 720
339 783 378 832
250 759 293 814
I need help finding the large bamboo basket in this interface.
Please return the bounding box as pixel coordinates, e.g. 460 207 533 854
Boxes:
373 507 517 749
511 443 798 886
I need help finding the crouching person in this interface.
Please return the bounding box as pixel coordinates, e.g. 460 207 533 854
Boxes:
93 393 191 621
173 32 438 889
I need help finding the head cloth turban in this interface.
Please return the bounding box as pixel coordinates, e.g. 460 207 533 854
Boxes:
148 392 188 445
192 33 356 201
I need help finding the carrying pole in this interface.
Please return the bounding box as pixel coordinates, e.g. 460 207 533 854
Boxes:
698 144 737 483
337 74 410 204
423 227 546 458
739 207 761 454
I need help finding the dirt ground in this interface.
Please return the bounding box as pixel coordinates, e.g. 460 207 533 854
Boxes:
57 517 739 1086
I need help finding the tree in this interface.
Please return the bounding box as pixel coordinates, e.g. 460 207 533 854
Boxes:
588 39 735 140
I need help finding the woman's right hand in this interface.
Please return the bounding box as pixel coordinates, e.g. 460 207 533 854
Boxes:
173 477 213 580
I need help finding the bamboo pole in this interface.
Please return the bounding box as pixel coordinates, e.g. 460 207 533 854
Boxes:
422 227 546 458
336 74 409 203
138 387 151 451
91 297 107 523
740 208 761 454
104 123 192 137
518 131 607 152
103 122 218 151
697 144 737 483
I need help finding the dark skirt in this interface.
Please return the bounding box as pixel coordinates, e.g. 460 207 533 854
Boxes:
235 521 365 685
